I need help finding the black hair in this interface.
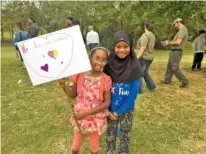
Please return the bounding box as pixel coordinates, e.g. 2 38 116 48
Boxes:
199 30 206 35
146 23 154 32
29 17 35 23
90 46 109 58
142 21 154 32
179 21 184 24
68 17 73 21
72 19 80 26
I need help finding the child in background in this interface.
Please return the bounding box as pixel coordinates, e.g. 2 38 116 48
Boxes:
192 30 206 71
58 46 111 154
104 31 143 154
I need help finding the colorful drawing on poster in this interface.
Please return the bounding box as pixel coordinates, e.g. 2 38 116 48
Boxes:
40 64 49 72
48 49 58 59
19 43 27 54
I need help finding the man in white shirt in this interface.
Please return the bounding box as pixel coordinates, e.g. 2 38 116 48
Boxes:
86 25 99 51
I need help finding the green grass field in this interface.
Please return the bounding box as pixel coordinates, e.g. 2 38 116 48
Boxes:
1 31 13 42
1 42 206 154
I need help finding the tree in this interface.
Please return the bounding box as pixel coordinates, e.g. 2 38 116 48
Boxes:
1 1 205 48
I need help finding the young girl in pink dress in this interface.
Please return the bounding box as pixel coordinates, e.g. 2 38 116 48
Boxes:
58 46 111 154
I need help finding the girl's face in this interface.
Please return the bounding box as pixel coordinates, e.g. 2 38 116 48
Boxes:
115 41 130 58
90 49 108 72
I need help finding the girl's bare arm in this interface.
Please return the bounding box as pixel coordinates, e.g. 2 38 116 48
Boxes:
74 90 111 119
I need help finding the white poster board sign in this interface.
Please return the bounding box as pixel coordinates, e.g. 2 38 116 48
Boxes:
17 25 91 86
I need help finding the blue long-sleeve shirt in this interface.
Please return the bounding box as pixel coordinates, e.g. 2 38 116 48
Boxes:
110 78 140 116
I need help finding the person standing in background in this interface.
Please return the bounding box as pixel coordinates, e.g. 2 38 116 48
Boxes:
136 21 156 93
162 18 189 88
27 17 39 38
86 25 99 51
72 18 86 44
192 30 206 71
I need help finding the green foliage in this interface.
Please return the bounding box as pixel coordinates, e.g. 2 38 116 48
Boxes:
1 1 206 47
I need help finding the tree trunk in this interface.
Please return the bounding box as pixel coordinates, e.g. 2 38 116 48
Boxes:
1 27 4 42
120 19 123 29
11 26 14 41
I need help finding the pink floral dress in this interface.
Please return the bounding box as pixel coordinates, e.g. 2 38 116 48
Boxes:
70 73 111 135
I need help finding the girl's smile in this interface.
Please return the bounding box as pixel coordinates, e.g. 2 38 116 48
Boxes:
90 49 108 72
115 41 130 58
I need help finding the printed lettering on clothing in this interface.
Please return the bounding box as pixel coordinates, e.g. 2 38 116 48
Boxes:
111 87 115 94
119 88 129 96
111 86 130 96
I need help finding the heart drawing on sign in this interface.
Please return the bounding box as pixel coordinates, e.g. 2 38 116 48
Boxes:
40 64 48 72
48 49 58 59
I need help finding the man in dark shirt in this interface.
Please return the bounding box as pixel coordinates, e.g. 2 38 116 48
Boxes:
27 17 39 38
